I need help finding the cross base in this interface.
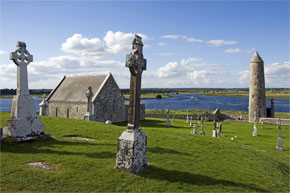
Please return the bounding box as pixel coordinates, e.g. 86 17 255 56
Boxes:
276 137 283 150
116 128 147 174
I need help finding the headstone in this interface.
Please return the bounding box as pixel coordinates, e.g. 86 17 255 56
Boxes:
191 124 197 134
189 116 192 127
4 42 50 142
217 122 222 138
83 86 94 121
276 119 283 150
39 94 48 116
0 128 3 142
186 109 189 123
116 35 147 174
261 121 263 129
252 111 258 136
172 115 175 122
105 120 112 124
199 117 205 135
166 109 171 127
212 120 217 138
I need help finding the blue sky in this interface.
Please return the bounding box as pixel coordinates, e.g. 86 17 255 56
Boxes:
0 0 289 89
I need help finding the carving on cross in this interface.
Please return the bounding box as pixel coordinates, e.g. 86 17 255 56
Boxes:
126 34 147 75
10 41 33 66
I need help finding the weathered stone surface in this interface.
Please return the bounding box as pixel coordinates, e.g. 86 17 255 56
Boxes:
249 52 266 122
191 124 197 134
4 42 48 142
116 129 147 173
276 119 283 150
28 162 53 171
64 136 95 141
39 95 48 116
116 34 147 174
259 118 290 126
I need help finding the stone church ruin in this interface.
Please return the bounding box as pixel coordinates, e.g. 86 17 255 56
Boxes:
41 73 145 123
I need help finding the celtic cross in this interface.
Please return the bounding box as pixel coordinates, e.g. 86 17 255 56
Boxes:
126 34 147 130
10 41 33 95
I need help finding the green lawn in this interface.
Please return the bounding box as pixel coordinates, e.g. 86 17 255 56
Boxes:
0 112 289 192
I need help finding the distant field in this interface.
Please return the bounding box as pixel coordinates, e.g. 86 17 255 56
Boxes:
0 112 289 192
123 93 172 99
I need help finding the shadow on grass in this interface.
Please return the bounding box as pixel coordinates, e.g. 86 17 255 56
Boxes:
1 137 115 159
113 119 181 129
148 147 191 156
141 165 267 192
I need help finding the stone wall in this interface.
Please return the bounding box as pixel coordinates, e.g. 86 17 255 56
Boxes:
47 101 87 119
260 118 290 126
93 75 127 123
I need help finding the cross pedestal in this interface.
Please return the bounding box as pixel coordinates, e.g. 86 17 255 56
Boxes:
4 41 49 142
116 35 147 174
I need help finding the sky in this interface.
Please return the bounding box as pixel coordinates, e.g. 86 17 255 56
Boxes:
0 0 289 89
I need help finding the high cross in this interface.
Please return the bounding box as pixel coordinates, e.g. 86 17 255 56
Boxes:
10 41 33 95
126 34 147 130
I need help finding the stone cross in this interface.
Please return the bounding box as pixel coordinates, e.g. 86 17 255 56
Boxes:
4 41 49 142
126 34 146 130
10 41 33 95
86 86 93 114
276 119 283 150
116 35 147 174
212 120 217 138
191 124 197 135
199 117 205 135
189 116 193 127
186 109 189 123
252 111 258 136
166 108 171 127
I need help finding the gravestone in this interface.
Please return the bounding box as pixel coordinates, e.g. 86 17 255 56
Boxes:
116 35 147 174
276 119 283 150
217 122 222 138
4 42 50 142
261 121 263 129
166 109 171 127
186 109 189 123
191 124 197 135
39 94 48 116
83 86 94 121
252 111 258 136
212 120 217 138
189 116 193 127
199 117 205 135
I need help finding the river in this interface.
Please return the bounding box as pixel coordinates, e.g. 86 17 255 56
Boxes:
0 94 289 113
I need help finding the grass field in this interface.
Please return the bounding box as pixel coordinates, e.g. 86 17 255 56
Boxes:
146 109 290 120
0 112 289 192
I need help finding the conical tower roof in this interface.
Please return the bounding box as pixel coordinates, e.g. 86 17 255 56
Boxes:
250 51 264 63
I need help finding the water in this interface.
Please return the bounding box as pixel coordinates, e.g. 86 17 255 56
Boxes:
141 94 290 112
0 94 289 113
0 97 43 112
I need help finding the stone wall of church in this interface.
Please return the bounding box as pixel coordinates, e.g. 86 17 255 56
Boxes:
93 75 127 123
47 101 87 120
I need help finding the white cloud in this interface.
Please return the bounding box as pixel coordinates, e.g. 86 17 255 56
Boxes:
239 70 249 85
224 48 255 53
161 35 187 39
0 50 5 55
154 57 231 87
265 61 290 88
61 31 148 57
207 39 237 47
158 52 175 57
158 42 166 46
187 38 203 43
161 35 203 44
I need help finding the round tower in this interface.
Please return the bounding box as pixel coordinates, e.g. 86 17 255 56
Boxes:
249 51 266 122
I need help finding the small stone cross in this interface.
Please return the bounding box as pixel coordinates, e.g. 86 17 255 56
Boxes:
86 86 93 114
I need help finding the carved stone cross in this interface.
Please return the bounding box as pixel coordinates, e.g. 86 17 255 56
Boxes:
126 34 146 130
86 86 93 114
10 41 33 95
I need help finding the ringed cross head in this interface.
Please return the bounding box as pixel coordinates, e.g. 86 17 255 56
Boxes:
10 41 33 66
